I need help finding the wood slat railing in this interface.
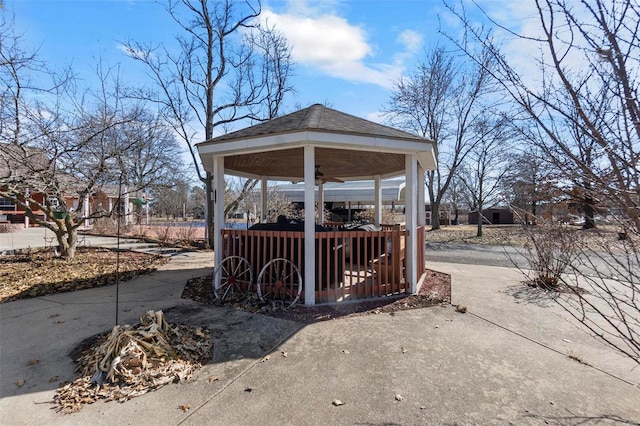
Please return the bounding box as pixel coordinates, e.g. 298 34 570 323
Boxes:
221 226 423 304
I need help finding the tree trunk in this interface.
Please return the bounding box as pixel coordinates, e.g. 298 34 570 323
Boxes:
431 200 441 230
476 203 483 237
55 223 77 259
582 192 596 230
205 172 215 249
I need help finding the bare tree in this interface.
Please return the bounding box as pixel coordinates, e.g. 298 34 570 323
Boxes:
502 148 559 225
0 16 186 258
384 46 496 230
447 0 640 365
124 0 293 247
442 174 467 225
459 115 513 236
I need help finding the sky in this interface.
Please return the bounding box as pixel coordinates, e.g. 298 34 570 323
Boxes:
7 0 538 120
5 0 540 173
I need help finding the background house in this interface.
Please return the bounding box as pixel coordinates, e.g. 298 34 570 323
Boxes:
468 208 514 225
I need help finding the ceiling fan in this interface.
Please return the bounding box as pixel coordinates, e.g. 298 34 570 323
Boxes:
315 165 344 184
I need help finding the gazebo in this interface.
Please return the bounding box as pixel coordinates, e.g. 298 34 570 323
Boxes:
197 104 436 305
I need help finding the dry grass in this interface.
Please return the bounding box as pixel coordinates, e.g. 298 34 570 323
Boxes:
0 248 168 302
424 224 624 247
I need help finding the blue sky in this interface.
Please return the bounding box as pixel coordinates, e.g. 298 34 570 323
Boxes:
7 0 529 125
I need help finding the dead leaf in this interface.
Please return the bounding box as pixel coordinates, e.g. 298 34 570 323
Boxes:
395 394 404 401
244 387 252 393
342 349 350 355
208 376 219 384
332 399 344 406
401 347 407 354
261 355 270 362
27 359 39 366
455 305 467 313
16 379 25 387
49 376 59 383
281 351 287 358
178 404 191 411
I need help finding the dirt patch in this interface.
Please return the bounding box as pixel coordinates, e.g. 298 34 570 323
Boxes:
525 279 590 295
181 269 451 324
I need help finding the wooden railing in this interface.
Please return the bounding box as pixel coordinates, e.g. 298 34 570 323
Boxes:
221 226 425 304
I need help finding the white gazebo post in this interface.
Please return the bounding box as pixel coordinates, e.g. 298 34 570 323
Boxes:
405 154 418 294
374 175 382 227
261 176 267 222
213 156 225 291
304 146 316 305
417 165 426 227
317 181 324 225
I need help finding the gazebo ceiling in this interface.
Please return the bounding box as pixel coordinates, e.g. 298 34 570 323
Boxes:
224 147 406 180
197 104 436 180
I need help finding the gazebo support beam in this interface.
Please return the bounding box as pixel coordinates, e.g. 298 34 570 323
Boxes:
213 156 225 292
260 176 267 222
318 181 324 224
374 175 382 227
304 146 316 305
417 165 425 226
405 154 418 294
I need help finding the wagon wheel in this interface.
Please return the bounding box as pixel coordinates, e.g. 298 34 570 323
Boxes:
213 256 253 301
257 258 302 309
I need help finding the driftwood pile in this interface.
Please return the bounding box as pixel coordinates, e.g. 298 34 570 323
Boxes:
54 310 212 413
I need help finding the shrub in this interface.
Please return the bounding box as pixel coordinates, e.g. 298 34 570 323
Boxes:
518 223 582 289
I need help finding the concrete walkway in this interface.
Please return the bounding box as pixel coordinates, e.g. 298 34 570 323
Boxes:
1 229 639 425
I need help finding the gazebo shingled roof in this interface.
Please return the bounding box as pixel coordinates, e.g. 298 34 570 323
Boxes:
210 103 425 143
197 104 436 181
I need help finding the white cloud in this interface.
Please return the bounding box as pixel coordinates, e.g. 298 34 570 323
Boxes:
365 110 388 124
397 30 423 54
116 43 151 60
259 4 417 89
392 29 423 66
473 0 591 89
264 12 370 65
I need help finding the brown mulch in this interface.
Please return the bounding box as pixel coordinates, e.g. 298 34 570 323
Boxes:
0 247 168 303
181 269 451 324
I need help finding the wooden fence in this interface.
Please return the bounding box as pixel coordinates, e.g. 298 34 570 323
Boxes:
221 225 425 303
